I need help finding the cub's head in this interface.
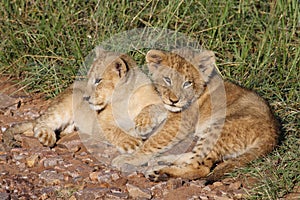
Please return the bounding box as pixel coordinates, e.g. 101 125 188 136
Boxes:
146 48 216 112
84 47 137 111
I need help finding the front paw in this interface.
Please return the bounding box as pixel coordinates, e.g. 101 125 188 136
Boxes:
117 137 143 154
145 165 171 182
34 126 56 147
134 113 157 139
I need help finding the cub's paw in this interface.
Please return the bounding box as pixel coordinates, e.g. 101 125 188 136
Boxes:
34 126 56 147
117 137 143 154
134 113 157 139
145 165 172 182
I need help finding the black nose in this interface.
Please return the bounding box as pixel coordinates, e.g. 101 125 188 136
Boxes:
169 98 179 104
83 96 90 101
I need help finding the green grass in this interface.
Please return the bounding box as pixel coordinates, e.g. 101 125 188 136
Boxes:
0 0 299 198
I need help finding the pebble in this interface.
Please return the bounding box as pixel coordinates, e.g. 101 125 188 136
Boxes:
167 178 183 190
0 152 8 163
111 172 120 181
202 186 211 192
26 154 39 167
199 195 209 200
213 196 233 200
89 171 101 182
43 157 63 167
39 170 64 185
0 192 10 200
228 181 242 191
126 183 152 199
212 181 224 188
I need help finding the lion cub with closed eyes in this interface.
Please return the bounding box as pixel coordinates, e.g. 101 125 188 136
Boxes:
2 47 164 154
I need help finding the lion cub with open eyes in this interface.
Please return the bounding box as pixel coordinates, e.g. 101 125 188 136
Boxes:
2 47 164 154
112 48 279 182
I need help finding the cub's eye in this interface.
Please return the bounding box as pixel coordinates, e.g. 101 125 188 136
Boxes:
183 81 193 88
163 77 172 86
94 78 102 85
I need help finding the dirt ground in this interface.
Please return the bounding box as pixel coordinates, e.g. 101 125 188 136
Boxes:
0 77 296 200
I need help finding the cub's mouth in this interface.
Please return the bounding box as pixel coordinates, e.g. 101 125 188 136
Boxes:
83 96 107 112
88 103 106 112
164 104 182 112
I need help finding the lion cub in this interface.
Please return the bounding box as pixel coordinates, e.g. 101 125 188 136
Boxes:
113 48 279 182
2 47 164 154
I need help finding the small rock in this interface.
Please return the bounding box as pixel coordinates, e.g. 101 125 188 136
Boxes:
12 153 25 161
202 186 211 192
189 195 200 200
222 178 234 185
126 183 152 199
110 187 122 194
228 181 242 191
167 178 183 190
0 192 10 200
213 196 233 200
21 136 42 148
68 195 77 200
56 132 81 152
97 173 111 183
111 172 120 181
1 126 7 132
39 193 48 200
89 172 101 182
26 154 39 167
0 152 8 163
106 192 129 199
233 192 247 199
199 195 209 200
0 93 18 109
212 181 223 188
75 188 109 199
39 170 64 185
43 157 63 167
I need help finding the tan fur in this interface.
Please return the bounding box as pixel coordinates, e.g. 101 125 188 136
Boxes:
2 48 163 154
137 49 279 182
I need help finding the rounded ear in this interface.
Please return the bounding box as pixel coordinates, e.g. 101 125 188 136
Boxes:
146 50 166 64
111 57 130 78
119 54 137 69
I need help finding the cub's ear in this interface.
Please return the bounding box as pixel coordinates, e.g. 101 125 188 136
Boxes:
194 50 216 82
111 56 130 78
146 50 166 72
146 50 166 64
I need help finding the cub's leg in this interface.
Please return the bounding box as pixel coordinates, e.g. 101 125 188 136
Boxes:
146 163 210 182
3 86 79 148
33 87 76 147
158 119 224 167
134 104 167 139
112 105 198 170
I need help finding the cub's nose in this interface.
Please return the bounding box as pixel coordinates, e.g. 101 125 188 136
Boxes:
169 93 179 104
83 96 90 101
169 98 179 104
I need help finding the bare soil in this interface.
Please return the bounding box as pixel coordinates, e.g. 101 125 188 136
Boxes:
0 77 263 200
